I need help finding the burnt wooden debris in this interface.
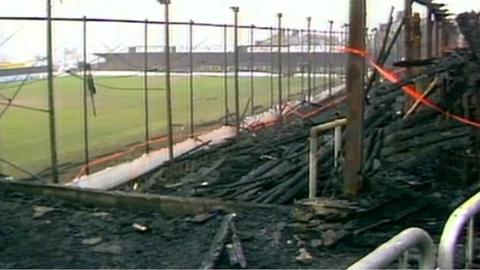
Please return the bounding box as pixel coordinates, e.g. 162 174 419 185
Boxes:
134 49 478 203
200 213 248 269
122 12 480 248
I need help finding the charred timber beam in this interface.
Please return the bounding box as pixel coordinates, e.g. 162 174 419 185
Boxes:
344 0 366 198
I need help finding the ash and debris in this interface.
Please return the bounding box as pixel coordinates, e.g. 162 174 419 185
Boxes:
2 11 480 269
1 186 379 269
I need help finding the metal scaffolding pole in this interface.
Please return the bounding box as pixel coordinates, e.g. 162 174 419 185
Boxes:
404 0 414 110
46 0 59 183
223 24 229 125
232 7 240 134
250 25 255 116
312 30 316 91
160 0 174 161
426 1 433 59
287 28 291 99
189 20 194 138
307 17 312 102
277 13 283 108
270 27 274 107
344 0 366 198
144 20 150 153
328 20 333 96
300 29 305 100
82 16 90 176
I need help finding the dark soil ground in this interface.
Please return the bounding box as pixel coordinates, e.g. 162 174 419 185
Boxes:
0 185 417 269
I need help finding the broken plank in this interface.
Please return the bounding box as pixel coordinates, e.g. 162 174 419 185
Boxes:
200 213 235 270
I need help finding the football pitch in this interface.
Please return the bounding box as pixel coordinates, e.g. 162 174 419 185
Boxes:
0 74 315 179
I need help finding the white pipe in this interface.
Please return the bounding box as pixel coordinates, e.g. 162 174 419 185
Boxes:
438 191 480 269
308 118 347 199
347 227 436 270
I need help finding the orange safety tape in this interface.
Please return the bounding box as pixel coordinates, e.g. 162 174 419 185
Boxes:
343 47 480 128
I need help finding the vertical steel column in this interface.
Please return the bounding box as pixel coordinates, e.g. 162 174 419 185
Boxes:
46 0 59 183
231 7 240 134
250 25 254 116
426 3 433 59
223 24 229 125
404 0 414 110
404 0 413 61
328 20 333 96
189 20 194 138
82 16 90 175
270 27 274 107
287 28 291 99
162 0 174 161
144 20 150 154
277 13 283 108
344 0 366 198
307 17 312 102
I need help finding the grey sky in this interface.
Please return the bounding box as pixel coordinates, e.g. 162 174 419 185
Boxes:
0 0 478 61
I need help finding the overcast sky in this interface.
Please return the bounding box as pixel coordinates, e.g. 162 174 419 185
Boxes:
0 0 478 61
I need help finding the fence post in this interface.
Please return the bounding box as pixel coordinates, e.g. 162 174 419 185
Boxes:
82 16 90 175
300 29 305 100
144 20 150 154
328 20 333 97
287 28 291 100
161 0 174 161
250 25 255 116
189 19 194 138
312 30 317 93
307 17 312 102
223 24 229 126
46 0 59 183
323 30 328 90
270 27 274 107
231 7 240 134
277 13 283 109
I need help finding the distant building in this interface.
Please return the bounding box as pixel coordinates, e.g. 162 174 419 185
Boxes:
94 31 347 74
